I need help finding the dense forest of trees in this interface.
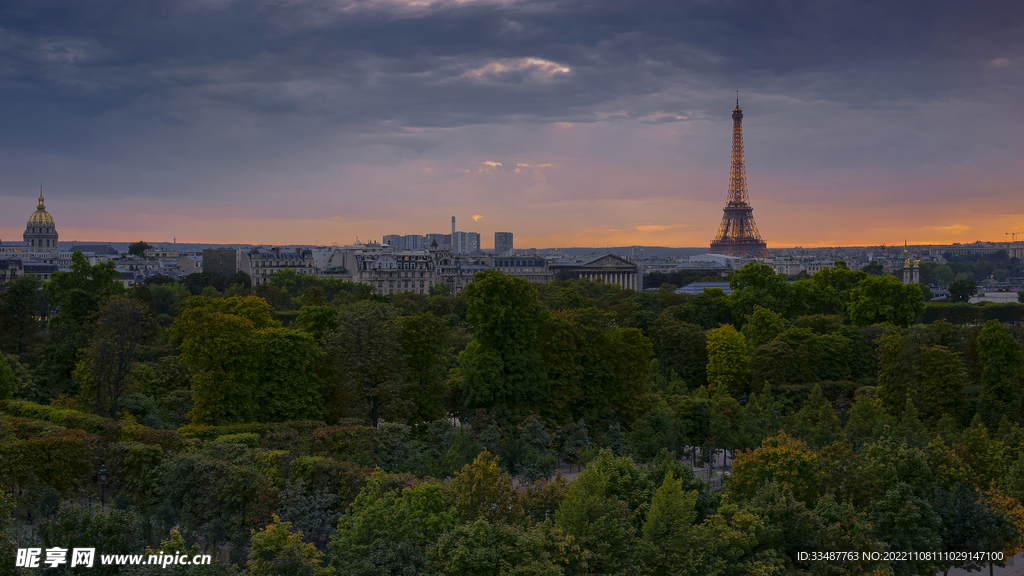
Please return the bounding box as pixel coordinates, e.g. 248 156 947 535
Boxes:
2 254 1024 575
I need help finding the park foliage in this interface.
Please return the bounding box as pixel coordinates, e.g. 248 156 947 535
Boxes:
1 255 1024 575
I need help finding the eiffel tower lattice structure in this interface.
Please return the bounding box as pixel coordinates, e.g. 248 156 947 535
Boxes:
708 97 770 258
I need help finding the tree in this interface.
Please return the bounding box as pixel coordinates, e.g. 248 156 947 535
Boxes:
0 274 43 354
396 313 449 423
248 515 331 576
784 384 840 449
728 431 823 505
862 260 884 276
330 468 456 576
917 345 966 427
649 315 707 389
706 325 748 397
448 450 524 525
640 471 699 574
741 306 785 351
729 263 794 323
182 272 226 295
978 484 1024 564
749 341 801 392
429 282 452 297
38 504 144 576
122 529 238 576
555 457 636 574
0 490 15 576
40 252 125 399
1019 290 1024 304
329 300 406 427
293 305 339 343
876 329 918 418
948 279 978 303
848 275 925 326
561 419 591 472
127 241 153 256
794 261 868 319
300 286 327 307
0 355 14 400
844 392 893 450
173 296 324 424
933 483 1000 575
225 270 251 291
427 519 568 576
683 500 784 576
976 320 1024 430
519 416 557 482
870 483 942 576
818 440 872 509
894 399 928 448
544 307 653 426
80 298 155 418
458 271 548 426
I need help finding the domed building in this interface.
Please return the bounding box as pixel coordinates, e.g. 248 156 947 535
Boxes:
24 187 58 249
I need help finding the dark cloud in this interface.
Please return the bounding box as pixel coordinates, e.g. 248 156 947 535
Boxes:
1 0 1022 220
4 0 1022 136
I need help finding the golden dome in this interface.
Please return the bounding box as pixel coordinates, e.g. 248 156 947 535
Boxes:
27 188 55 227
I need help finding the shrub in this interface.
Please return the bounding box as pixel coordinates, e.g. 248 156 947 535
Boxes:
0 400 107 434
178 422 268 442
310 426 379 466
215 433 261 447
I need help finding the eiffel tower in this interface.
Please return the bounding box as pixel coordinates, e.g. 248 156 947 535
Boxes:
709 95 769 258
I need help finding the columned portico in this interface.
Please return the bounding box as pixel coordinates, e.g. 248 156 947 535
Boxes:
550 253 641 292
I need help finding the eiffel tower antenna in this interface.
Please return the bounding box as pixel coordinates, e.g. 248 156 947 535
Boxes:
709 97 769 258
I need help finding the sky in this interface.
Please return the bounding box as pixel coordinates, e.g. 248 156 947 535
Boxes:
1 0 1023 249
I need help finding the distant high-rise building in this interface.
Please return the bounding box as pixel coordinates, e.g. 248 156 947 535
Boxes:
383 234 404 250
708 96 769 258
495 232 513 255
404 234 425 250
453 231 481 254
425 233 450 249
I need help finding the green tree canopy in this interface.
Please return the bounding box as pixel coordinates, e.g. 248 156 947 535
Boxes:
80 297 156 418
947 278 978 303
40 252 126 398
396 312 450 423
729 263 793 323
976 321 1024 430
848 275 925 326
127 241 153 256
173 296 323 424
0 274 44 355
329 300 407 427
248 515 331 576
459 270 549 426
728 431 823 506
741 305 785 351
706 324 749 398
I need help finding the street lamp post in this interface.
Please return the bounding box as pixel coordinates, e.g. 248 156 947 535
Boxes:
99 465 107 511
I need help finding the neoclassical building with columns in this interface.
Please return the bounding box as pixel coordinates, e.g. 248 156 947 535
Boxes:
549 253 643 291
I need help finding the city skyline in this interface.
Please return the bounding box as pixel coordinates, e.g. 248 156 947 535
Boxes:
1 0 1022 248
